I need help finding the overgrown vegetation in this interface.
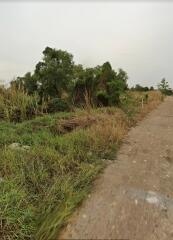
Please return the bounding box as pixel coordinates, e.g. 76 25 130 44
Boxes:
130 84 154 92
1 46 167 123
0 89 163 240
12 48 128 108
0 47 167 239
158 78 173 96
2 47 129 122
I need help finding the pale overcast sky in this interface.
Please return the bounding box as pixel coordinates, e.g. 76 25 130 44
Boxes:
0 1 173 87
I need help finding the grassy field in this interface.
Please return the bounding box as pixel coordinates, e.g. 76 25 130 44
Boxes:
0 91 163 240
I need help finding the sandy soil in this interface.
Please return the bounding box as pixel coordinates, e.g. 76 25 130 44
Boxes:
59 97 173 240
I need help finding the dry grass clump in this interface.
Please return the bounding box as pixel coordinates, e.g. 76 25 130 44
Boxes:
87 91 163 152
88 109 128 147
135 91 163 121
51 107 128 145
50 91 163 153
148 90 163 101
51 115 97 134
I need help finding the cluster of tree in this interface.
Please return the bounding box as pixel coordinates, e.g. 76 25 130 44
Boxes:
158 78 173 96
130 84 154 92
11 47 172 114
131 80 173 95
11 47 128 112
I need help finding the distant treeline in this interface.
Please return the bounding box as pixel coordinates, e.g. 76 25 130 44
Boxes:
130 85 154 92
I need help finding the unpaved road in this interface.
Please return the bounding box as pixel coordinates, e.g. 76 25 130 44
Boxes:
59 97 173 240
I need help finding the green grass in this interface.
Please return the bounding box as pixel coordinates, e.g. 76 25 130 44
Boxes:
0 111 113 240
0 91 163 240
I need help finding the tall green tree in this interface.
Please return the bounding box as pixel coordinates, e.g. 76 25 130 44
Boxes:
73 67 99 105
158 78 172 95
11 73 38 95
72 64 85 104
107 69 128 105
34 47 74 100
10 46 130 110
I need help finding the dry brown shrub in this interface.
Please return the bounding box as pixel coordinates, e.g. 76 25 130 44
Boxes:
88 91 163 147
51 115 97 134
88 109 128 147
51 91 163 143
135 91 163 121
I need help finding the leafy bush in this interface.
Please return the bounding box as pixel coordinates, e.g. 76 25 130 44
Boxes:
96 91 108 106
158 78 173 96
0 87 42 122
47 98 70 113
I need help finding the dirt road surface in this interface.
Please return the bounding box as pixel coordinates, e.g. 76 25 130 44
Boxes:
59 97 173 240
